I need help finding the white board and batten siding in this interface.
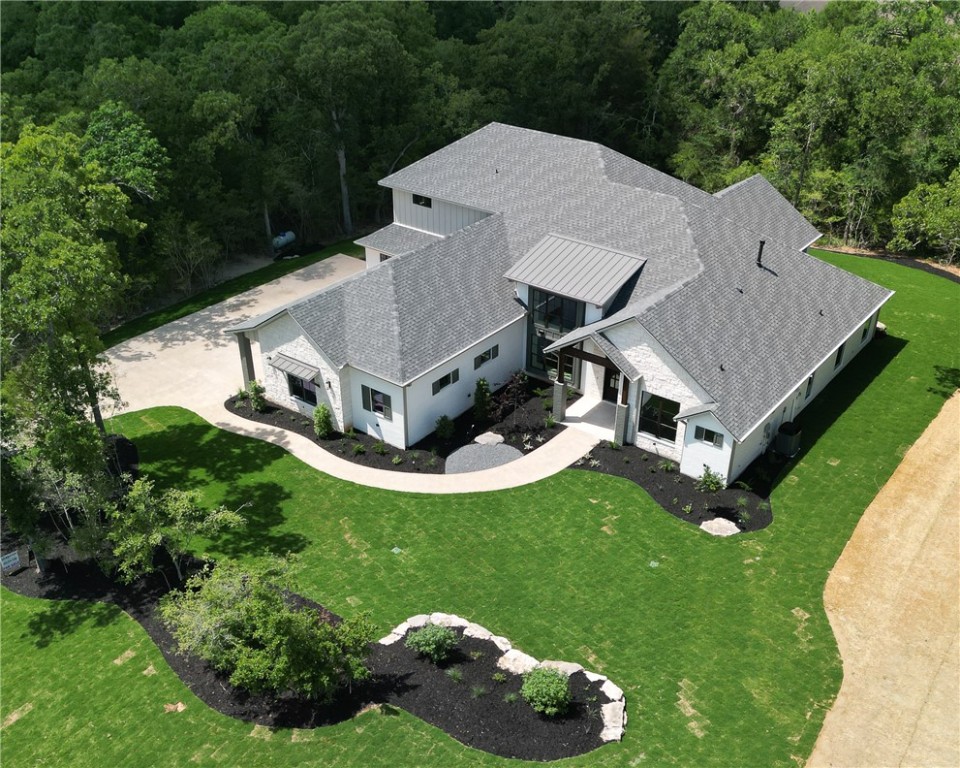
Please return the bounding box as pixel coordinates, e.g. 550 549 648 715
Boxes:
727 311 881 480
403 320 526 447
256 313 350 429
392 190 488 236
605 321 712 464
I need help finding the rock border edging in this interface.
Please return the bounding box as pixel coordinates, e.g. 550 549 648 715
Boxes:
379 612 627 742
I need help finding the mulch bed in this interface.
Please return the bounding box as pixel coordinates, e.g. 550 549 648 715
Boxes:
224 377 572 475
225 378 779 531
572 442 782 533
1 545 606 762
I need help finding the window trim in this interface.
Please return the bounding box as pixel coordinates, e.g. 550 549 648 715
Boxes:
474 344 499 370
834 342 846 369
412 193 432 208
694 425 724 449
638 393 681 444
431 367 460 396
287 373 317 406
361 384 392 420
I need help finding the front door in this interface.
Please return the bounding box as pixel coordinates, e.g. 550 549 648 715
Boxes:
602 369 621 403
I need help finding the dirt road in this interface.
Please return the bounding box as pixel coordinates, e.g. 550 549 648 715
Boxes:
808 393 959 768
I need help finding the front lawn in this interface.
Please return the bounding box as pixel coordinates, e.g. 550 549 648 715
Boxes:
2 252 957 767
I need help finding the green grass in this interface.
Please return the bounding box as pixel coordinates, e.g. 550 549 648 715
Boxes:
101 240 363 349
2 252 957 767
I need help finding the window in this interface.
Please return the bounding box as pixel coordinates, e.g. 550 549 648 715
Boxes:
431 368 460 396
694 425 724 449
361 385 392 420
834 342 846 369
379 252 392 263
530 288 583 333
412 194 432 208
639 394 680 443
474 344 499 370
287 374 317 406
805 373 815 400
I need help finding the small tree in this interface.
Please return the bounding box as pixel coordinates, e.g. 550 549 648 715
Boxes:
246 380 267 413
313 403 334 438
473 378 492 425
110 478 245 586
160 561 375 700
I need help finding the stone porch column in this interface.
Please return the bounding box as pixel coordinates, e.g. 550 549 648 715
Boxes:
552 380 568 422
614 376 630 445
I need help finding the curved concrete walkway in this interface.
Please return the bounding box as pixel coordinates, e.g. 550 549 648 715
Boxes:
808 393 960 768
106 255 599 494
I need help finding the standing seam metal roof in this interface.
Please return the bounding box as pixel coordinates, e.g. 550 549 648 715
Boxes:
504 234 646 307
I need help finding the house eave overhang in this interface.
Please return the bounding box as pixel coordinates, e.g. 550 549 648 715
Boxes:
738 290 895 441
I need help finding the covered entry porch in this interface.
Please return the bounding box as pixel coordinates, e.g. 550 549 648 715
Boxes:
546 338 638 445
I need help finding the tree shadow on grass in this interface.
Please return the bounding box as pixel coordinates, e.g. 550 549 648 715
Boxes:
24 598 120 650
770 334 907 493
214 481 309 558
930 366 960 399
131 421 287 490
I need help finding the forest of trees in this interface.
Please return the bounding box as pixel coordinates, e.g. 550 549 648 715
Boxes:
2 0 958 318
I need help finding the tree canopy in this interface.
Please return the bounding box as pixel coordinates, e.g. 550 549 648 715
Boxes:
2 0 958 343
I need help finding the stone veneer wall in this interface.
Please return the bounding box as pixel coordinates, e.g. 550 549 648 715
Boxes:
379 611 627 742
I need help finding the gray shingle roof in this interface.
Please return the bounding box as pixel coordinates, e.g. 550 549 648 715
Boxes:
355 223 442 257
242 122 890 438
713 175 821 252
634 210 891 439
504 234 645 307
287 214 522 384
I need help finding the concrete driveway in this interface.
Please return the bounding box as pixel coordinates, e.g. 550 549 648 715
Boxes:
107 255 366 416
808 393 960 768
105 255 599 494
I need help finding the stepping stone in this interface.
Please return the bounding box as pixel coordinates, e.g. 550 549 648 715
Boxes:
700 517 740 537
474 432 504 445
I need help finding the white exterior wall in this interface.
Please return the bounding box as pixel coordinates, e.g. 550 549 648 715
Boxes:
581 338 605 400
364 246 388 268
679 411 734 482
605 321 711 464
403 320 525 447
728 311 882 480
256 313 349 430
350 369 406 447
392 190 488 235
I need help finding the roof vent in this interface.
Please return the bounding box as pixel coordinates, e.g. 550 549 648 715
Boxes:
757 240 766 267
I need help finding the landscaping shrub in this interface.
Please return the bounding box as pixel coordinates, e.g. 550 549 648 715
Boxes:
160 561 375 701
246 380 267 412
694 465 726 492
313 403 333 438
521 667 571 717
405 624 458 663
434 414 455 442
473 378 492 424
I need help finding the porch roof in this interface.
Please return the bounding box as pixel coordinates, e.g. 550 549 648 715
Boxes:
269 353 320 381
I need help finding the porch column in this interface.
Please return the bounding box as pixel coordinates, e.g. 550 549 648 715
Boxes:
614 378 630 445
237 333 256 388
552 353 568 422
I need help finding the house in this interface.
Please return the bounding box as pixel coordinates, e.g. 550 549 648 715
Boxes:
228 123 892 483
